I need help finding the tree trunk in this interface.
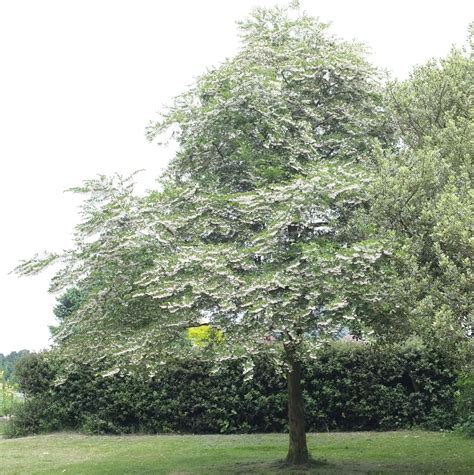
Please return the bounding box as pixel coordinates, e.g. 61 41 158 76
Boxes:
285 346 310 465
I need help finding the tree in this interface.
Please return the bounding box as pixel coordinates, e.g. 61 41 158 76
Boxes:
18 5 412 465
0 350 30 382
53 288 87 322
370 38 473 361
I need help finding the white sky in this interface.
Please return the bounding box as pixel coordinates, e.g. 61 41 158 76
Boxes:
1 0 472 354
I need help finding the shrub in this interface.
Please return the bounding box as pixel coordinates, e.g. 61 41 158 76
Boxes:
454 372 474 437
0 374 19 417
7 342 459 437
303 342 457 432
3 397 67 437
13 352 54 396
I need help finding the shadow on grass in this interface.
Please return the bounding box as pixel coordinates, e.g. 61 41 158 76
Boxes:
220 457 333 474
217 458 412 474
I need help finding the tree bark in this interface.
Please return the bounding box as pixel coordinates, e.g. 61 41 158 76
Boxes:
285 346 310 465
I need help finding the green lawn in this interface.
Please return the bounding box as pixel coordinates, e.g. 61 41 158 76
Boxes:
0 431 472 474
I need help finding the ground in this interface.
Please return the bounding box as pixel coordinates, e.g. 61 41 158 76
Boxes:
0 431 472 474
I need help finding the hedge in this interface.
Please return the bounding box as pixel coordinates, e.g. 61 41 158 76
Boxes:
6 342 458 437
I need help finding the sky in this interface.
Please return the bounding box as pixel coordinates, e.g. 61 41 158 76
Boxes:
1 0 472 354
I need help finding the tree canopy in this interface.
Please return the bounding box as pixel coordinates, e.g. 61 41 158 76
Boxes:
371 42 473 357
146 4 390 192
19 4 405 366
0 350 30 382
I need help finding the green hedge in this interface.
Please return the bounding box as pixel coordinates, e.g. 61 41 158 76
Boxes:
454 372 474 437
7 343 458 437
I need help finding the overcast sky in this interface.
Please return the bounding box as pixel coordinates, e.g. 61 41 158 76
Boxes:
1 0 472 354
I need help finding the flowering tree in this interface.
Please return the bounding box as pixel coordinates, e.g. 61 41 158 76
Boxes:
17 5 410 465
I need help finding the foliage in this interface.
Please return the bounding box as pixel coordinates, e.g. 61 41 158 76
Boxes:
2 396 67 438
304 342 458 432
8 343 458 436
0 351 28 417
454 372 474 437
0 351 29 416
371 43 473 360
187 325 224 347
13 352 55 396
53 287 87 322
0 371 19 417
146 5 389 193
15 3 407 375
0 350 30 382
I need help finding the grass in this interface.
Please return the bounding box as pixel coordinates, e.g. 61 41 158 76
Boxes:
0 431 472 474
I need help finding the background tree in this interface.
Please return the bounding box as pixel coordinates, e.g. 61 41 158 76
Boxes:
0 350 30 382
370 38 473 362
53 288 87 322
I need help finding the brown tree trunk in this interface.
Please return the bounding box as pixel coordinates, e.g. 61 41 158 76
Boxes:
285 346 310 465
